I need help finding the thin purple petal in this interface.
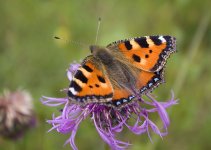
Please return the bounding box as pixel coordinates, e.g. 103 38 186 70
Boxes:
41 96 68 106
67 63 81 81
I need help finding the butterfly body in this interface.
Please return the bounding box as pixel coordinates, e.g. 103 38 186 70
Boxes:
90 45 138 94
68 36 176 107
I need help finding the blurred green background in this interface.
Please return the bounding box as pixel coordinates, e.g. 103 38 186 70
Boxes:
0 0 211 150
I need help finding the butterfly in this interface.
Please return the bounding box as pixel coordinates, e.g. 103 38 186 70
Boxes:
68 36 176 107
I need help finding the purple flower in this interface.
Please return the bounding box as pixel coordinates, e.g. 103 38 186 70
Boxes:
41 64 178 150
0 89 36 140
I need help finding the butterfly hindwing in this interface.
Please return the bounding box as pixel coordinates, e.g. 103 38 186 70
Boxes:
107 69 164 107
137 69 164 94
107 35 176 72
68 55 113 104
107 88 135 107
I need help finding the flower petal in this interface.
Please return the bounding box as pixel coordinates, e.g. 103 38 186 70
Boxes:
41 96 67 106
67 63 81 81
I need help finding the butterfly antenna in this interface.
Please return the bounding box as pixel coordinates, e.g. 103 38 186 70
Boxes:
54 36 87 47
95 17 101 44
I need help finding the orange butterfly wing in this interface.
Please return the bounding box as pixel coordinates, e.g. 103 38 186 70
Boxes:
107 35 176 72
68 56 113 104
137 69 164 94
107 69 164 107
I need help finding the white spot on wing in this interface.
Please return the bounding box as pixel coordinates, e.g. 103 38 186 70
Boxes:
158 36 166 43
148 82 153 87
69 87 78 95
116 101 121 105
123 99 127 103
154 78 159 82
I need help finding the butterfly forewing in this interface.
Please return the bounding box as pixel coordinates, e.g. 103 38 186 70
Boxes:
107 35 176 72
68 56 113 104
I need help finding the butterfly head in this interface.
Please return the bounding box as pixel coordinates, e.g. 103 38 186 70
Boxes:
90 45 101 54
90 45 114 65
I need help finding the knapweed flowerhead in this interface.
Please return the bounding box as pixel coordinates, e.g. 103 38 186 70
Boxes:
41 63 178 150
0 89 36 140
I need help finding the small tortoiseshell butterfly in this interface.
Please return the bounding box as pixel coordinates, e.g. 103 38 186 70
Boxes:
68 36 176 107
